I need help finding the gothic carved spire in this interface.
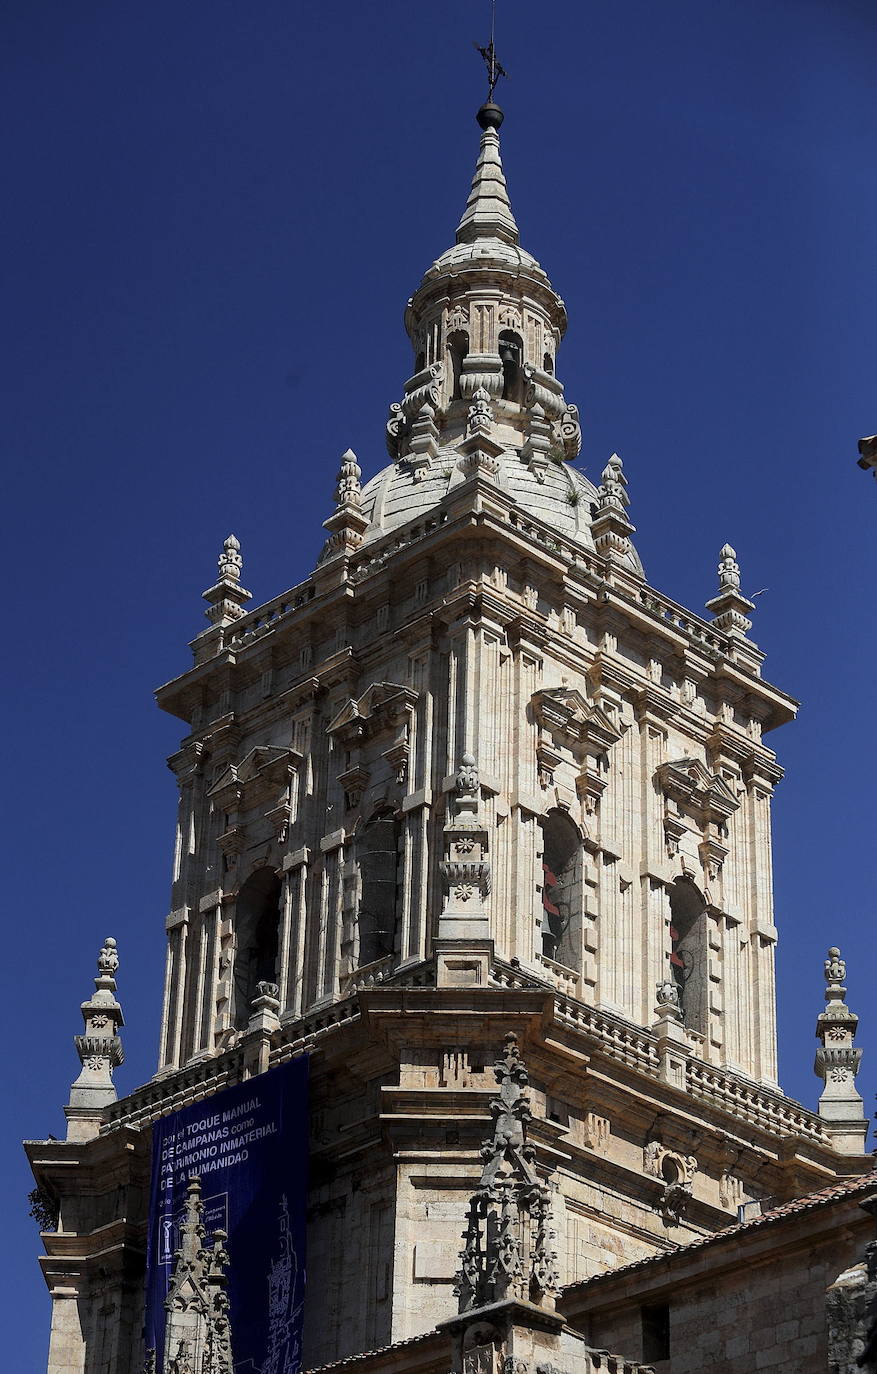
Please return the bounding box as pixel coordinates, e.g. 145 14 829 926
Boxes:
202 534 252 628
158 1176 234 1374
455 1033 559 1313
815 947 868 1151
705 543 755 638
66 937 125 1140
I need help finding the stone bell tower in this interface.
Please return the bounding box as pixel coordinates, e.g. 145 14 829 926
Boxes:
27 90 869 1374
155 96 788 1086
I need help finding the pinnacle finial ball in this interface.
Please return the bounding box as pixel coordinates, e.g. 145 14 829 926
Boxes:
476 101 504 130
720 543 736 560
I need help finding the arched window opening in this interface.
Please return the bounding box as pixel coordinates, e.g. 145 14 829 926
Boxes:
415 350 426 373
499 330 524 403
669 878 708 1034
357 811 400 967
233 869 282 1029
538 809 583 970
660 1155 680 1185
448 330 469 401
542 352 554 376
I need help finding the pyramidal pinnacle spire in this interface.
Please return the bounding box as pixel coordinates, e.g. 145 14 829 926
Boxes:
455 103 519 246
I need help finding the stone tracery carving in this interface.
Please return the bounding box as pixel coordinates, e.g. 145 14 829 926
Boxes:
68 937 125 1123
209 746 302 859
591 453 635 560
466 386 494 437
815 946 866 1145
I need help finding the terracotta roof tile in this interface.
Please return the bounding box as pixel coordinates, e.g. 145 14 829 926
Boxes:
303 1328 441 1374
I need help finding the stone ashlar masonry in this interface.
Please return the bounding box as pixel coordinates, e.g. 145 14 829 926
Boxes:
157 473 794 1080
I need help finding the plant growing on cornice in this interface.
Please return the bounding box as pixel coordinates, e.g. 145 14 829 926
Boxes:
28 1186 59 1232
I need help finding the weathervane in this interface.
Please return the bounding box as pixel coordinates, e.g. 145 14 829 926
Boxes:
475 0 508 103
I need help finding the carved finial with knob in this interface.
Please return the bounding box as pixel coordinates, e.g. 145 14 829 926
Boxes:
217 534 242 584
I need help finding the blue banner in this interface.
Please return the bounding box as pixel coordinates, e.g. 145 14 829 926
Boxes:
144 1056 309 1373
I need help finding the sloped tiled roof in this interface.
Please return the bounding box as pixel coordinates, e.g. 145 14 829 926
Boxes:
561 1169 877 1300
304 1328 442 1374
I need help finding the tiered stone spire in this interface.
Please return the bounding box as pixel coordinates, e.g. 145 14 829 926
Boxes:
455 103 519 245
705 543 755 637
65 937 124 1141
454 1032 559 1313
321 449 369 561
158 1176 234 1374
202 534 252 627
591 453 635 558
814 947 868 1152
395 98 575 480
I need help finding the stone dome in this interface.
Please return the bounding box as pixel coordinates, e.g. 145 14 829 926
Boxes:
357 445 644 577
419 235 551 287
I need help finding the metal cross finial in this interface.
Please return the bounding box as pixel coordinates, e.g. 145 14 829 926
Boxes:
475 1 508 101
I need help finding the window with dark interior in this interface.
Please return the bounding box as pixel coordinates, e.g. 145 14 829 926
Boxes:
539 809 583 970
232 869 282 1028
669 877 708 1034
448 330 469 401
542 352 554 375
357 811 400 967
641 1304 670 1362
498 329 524 402
415 350 426 372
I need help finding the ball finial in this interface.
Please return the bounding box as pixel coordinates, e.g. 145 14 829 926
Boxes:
476 101 504 130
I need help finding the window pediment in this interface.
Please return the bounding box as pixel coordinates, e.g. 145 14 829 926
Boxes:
530 687 622 755
328 682 419 788
207 745 303 810
655 757 739 825
327 682 419 746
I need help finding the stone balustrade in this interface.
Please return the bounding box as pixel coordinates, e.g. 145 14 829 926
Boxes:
686 1060 829 1143
534 951 579 997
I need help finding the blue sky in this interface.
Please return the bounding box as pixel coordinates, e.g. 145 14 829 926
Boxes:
3 1 876 1361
